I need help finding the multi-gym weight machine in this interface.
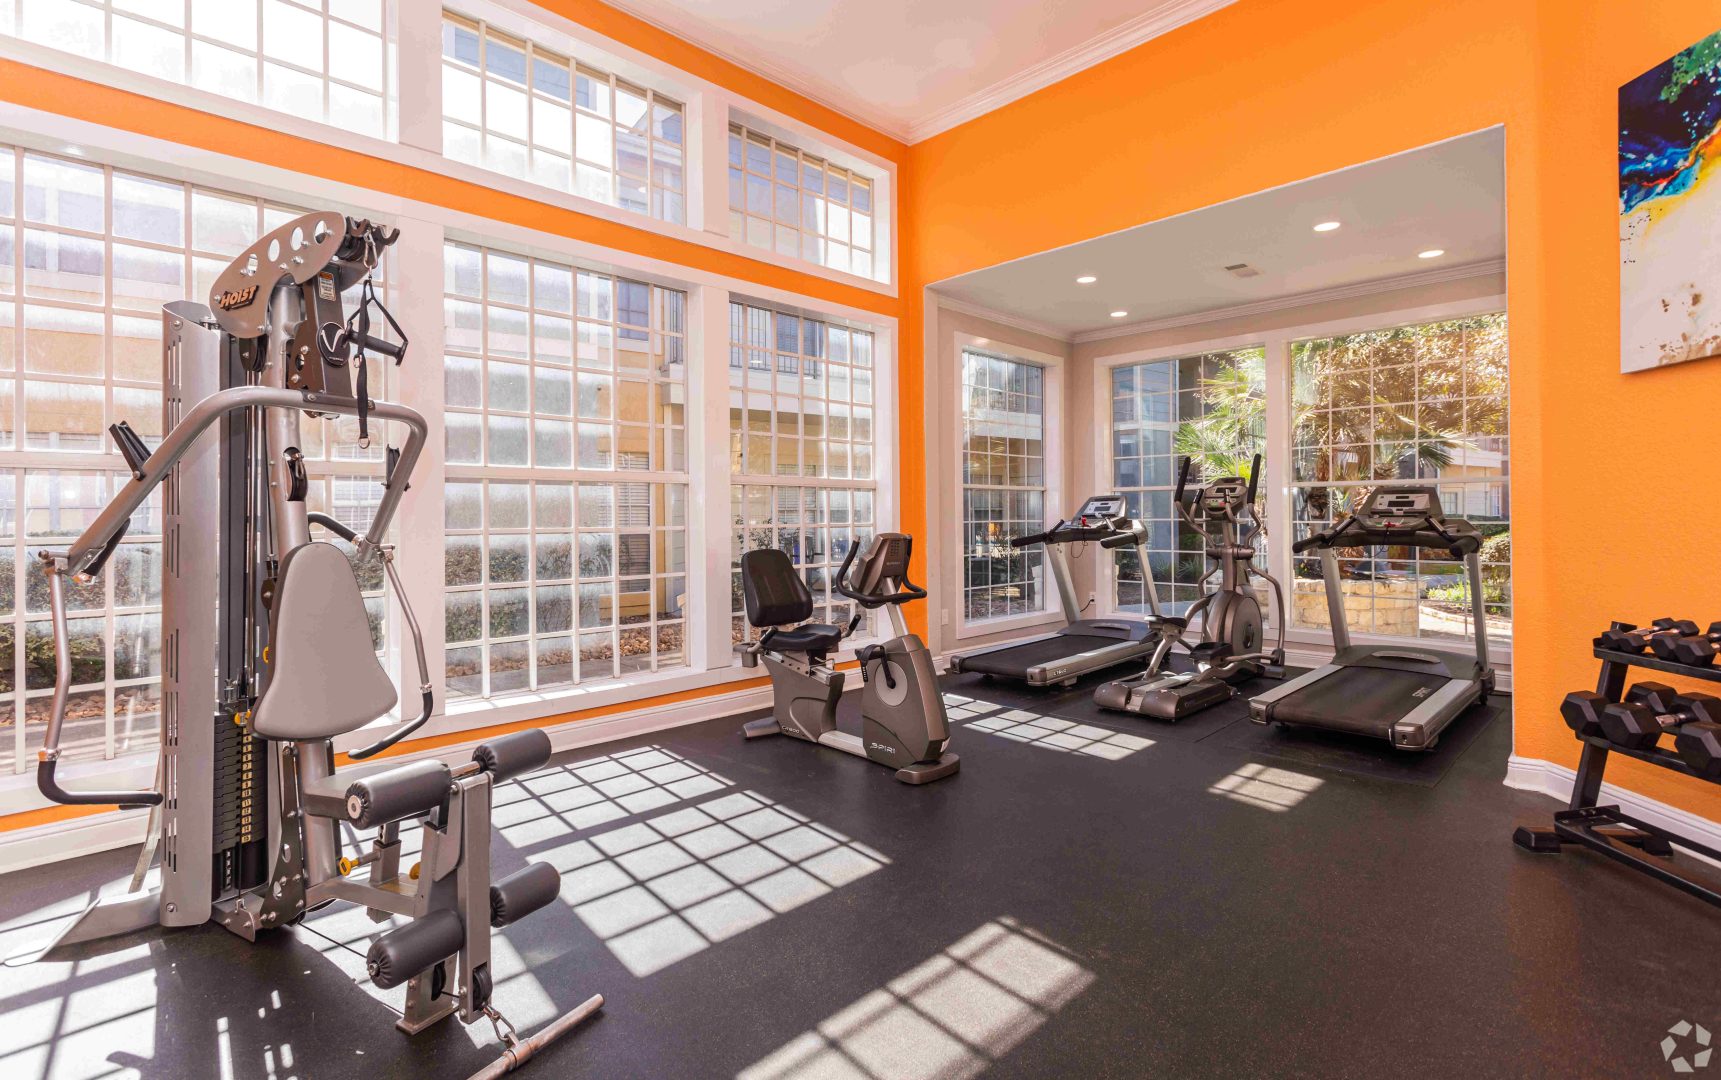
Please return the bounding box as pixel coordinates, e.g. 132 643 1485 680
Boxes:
15 210 601 1077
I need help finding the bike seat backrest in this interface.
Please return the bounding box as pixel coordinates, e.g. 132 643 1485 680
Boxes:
844 533 911 597
741 548 813 628
253 541 399 741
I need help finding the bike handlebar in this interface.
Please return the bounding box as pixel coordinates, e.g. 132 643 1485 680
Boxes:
834 538 931 608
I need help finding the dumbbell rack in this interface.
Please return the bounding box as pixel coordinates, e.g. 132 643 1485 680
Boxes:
1512 646 1721 908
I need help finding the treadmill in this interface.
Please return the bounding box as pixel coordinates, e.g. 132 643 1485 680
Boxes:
1248 486 1495 749
949 494 1158 687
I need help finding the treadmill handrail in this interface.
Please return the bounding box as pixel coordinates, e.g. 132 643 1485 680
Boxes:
1293 513 1481 557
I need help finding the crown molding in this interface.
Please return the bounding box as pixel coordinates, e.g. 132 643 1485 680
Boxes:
905 0 1237 143
1070 258 1507 344
598 0 916 142
935 296 1074 344
598 0 1234 146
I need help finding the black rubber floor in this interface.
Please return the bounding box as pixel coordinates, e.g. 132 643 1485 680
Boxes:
2 673 1718 1080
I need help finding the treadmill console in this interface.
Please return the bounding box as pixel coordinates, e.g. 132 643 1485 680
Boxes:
1356 486 1446 528
1072 494 1128 524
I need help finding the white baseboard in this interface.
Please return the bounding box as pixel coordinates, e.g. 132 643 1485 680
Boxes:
1506 754 1721 862
0 680 810 876
0 809 153 874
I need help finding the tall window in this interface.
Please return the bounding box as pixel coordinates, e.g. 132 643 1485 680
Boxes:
1109 348 1266 616
3 0 392 137
443 13 685 224
959 349 1045 624
729 124 874 278
443 243 689 698
1290 315 1509 643
0 146 387 775
728 302 877 643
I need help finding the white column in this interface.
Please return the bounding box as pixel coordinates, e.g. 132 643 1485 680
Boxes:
689 88 733 241
1262 335 1293 632
385 217 448 715
396 0 445 155
687 283 735 670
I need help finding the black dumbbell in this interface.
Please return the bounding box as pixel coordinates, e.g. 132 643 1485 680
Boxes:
1596 618 1699 654
1651 620 1721 666
1598 691 1721 751
1561 682 1673 739
1674 722 1721 780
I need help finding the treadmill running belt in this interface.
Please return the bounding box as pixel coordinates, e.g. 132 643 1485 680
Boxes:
1265 666 1450 738
957 633 1123 677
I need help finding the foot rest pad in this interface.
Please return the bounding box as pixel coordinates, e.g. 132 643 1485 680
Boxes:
472 729 552 784
345 760 451 828
367 909 464 989
490 862 561 927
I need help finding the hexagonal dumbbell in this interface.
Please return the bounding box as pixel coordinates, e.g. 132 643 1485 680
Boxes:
1650 620 1721 666
1561 682 1672 740
1595 618 1699 654
1598 691 1721 751
1674 722 1721 780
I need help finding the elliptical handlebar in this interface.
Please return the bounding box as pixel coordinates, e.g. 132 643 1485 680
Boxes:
1245 453 1262 506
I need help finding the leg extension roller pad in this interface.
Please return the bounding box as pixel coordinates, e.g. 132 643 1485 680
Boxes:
345 760 451 829
472 729 552 783
490 862 560 927
367 909 465 989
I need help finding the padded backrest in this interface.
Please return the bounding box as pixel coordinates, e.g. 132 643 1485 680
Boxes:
741 548 812 627
252 541 398 741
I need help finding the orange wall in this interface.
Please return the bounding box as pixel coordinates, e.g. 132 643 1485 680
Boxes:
905 0 1721 819
0 2 907 830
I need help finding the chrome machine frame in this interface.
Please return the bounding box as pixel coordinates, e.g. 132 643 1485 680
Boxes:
17 212 601 1078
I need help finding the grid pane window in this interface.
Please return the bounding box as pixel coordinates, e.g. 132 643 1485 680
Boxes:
959 349 1045 624
444 243 689 697
726 302 874 481
1109 348 1266 617
1290 314 1509 644
728 124 874 278
443 480 688 698
6 0 392 138
730 485 874 646
726 303 879 647
0 146 381 772
443 13 685 225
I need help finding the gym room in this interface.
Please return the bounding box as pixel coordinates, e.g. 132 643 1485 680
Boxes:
0 1 1717 1077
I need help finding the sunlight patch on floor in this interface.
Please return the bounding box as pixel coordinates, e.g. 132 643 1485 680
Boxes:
739 916 1094 1080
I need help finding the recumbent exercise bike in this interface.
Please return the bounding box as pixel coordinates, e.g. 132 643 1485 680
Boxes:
738 533 959 784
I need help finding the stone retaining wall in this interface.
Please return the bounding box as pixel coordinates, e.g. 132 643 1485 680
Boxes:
1292 579 1421 635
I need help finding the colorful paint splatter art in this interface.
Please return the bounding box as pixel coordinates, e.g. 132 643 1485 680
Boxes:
1620 28 1721 373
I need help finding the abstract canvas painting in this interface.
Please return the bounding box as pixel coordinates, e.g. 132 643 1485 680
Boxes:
1620 29 1721 373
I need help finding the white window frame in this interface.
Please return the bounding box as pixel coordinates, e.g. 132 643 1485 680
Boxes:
726 119 882 281
949 330 1062 643
0 113 900 813
1086 295 1511 666
0 0 899 295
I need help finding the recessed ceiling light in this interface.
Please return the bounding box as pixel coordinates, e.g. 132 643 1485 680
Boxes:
1418 248 1445 259
1076 275 1097 284
1110 310 1129 319
64 145 85 157
1313 221 1341 232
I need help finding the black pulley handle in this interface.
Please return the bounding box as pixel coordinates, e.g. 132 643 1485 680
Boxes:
33 552 162 808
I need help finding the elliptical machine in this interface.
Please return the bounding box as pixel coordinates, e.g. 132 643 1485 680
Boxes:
1093 454 1286 720
738 533 959 784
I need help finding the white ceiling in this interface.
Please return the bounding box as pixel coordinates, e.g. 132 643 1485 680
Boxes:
602 0 1235 142
933 129 1507 338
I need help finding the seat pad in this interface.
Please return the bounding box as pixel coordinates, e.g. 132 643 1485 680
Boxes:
766 623 843 653
252 541 398 741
